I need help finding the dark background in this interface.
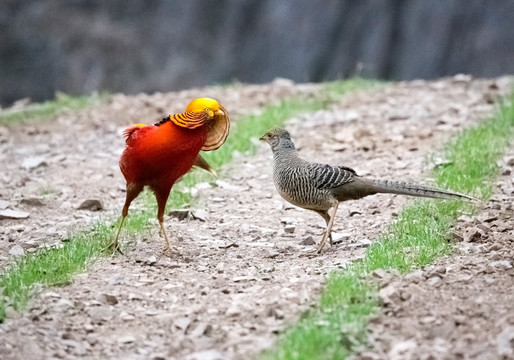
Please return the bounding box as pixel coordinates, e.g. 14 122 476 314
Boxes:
1 0 513 106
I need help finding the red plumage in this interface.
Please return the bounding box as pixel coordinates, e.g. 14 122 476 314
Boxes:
108 98 230 253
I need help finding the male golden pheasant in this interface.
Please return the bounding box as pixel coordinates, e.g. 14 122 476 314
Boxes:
108 98 230 253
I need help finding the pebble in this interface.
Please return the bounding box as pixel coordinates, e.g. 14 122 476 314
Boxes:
491 260 512 270
118 335 136 344
300 236 315 245
99 293 118 305
146 255 157 266
388 340 417 360
22 156 47 170
0 199 9 210
174 317 192 331
77 199 103 211
371 268 388 279
184 349 228 360
9 244 25 256
20 197 45 206
379 284 399 305
192 209 209 222
283 224 295 233
0 209 30 219
497 326 514 357
54 299 75 312
87 306 114 324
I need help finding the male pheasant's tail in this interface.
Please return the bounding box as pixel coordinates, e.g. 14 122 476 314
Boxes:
371 179 475 200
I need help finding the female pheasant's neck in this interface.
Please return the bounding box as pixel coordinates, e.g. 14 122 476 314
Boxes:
273 146 301 166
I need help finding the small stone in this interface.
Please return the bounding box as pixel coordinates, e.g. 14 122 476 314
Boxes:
0 200 9 210
284 224 295 233
146 255 157 266
120 311 135 321
77 199 103 211
300 236 315 245
492 260 512 270
497 326 514 357
5 306 20 319
225 306 241 317
174 317 192 331
99 294 118 305
372 268 387 279
451 232 464 242
168 209 191 220
22 156 47 170
349 209 362 216
54 299 74 312
267 249 280 258
87 306 113 324
9 244 25 256
404 270 424 283
378 284 399 305
483 215 498 223
465 228 485 242
0 209 30 219
192 209 209 222
280 217 295 225
388 340 417 359
357 238 372 247
20 197 45 206
184 349 227 360
189 322 211 337
427 276 442 287
118 335 136 344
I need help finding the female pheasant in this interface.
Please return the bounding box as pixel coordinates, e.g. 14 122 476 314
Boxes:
108 98 230 253
260 128 474 253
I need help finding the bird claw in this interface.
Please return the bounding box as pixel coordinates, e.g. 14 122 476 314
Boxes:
104 242 124 255
162 245 179 257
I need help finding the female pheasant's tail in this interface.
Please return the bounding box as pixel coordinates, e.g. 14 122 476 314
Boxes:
371 179 476 201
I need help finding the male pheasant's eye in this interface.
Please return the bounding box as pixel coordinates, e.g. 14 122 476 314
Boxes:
205 108 211 112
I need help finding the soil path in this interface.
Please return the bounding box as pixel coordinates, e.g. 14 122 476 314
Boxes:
0 77 512 360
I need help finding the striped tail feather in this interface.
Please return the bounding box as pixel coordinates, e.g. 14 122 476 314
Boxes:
371 179 475 200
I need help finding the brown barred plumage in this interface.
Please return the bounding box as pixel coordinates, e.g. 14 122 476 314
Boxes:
260 128 474 254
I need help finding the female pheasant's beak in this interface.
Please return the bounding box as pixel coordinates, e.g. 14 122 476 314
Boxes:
259 132 270 142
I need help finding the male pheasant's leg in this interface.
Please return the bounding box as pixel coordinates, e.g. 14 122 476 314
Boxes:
155 188 173 253
109 214 126 254
106 183 143 254
316 202 339 254
157 213 172 251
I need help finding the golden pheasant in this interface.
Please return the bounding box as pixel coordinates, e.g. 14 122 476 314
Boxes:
260 128 473 253
108 98 230 253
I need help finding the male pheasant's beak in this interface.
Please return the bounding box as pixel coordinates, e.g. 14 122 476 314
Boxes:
206 109 224 119
214 109 225 117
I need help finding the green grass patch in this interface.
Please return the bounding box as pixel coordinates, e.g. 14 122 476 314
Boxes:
260 94 514 360
0 78 377 322
0 92 107 126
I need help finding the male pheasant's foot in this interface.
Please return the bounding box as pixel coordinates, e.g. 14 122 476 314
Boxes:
105 240 124 255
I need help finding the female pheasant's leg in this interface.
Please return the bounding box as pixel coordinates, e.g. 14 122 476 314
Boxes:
316 202 340 253
313 209 334 246
107 182 143 253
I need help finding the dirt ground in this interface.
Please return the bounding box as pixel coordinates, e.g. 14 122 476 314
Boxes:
0 76 512 360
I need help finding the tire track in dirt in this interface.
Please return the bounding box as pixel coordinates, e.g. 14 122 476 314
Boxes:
0 77 511 359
